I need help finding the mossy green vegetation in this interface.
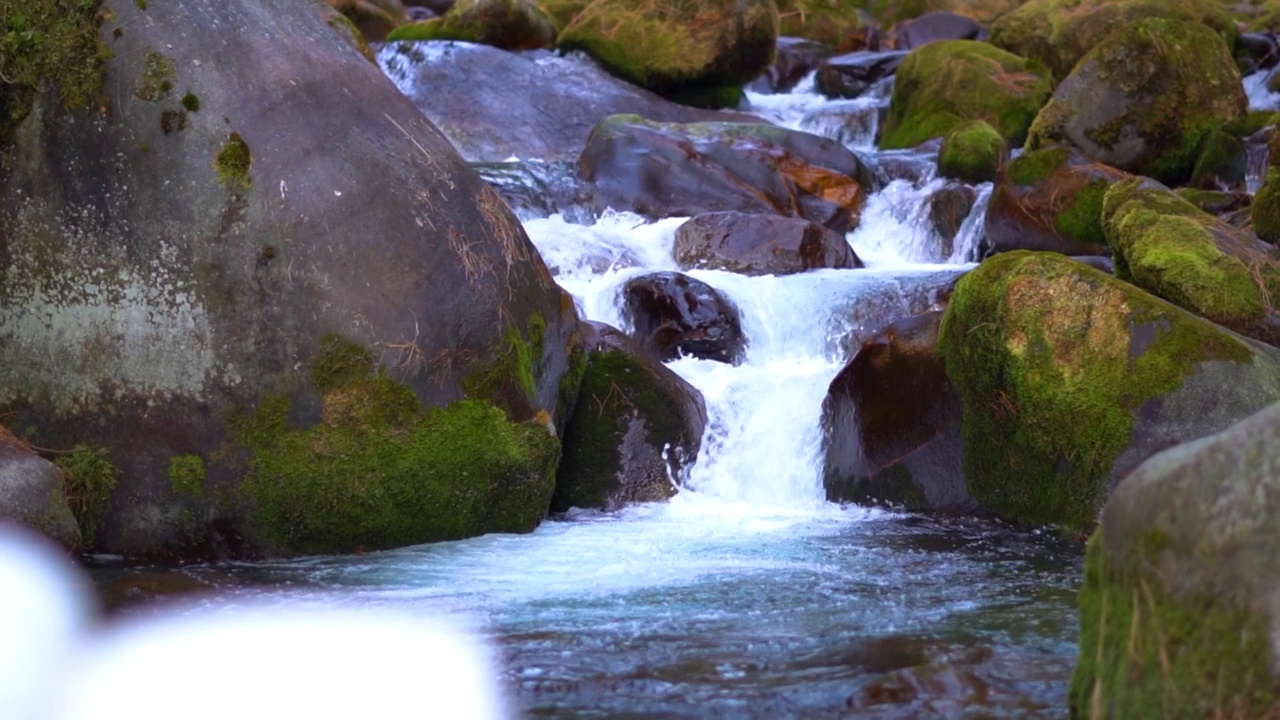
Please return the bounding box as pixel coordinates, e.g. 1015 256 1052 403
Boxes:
135 50 175 102
1104 178 1280 332
214 132 252 188
936 251 1252 531
536 0 589 31
1006 146 1069 186
1026 18 1246 187
387 0 556 50
988 0 1237 80
462 313 545 420
774 0 864 45
937 120 1007 184
181 91 200 113
55 443 119 546
555 349 689 509
1189 129 1245 190
879 40 1053 150
556 0 778 93
1253 167 1280 243
1052 179 1108 244
168 454 206 500
1070 530 1276 718
233 334 560 555
0 0 110 140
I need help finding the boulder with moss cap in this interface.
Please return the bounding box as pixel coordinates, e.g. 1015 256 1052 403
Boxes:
1070 400 1280 718
878 40 1053 150
556 0 778 97
1025 18 1245 187
0 0 581 560
937 251 1280 532
775 0 866 45
1252 167 1280 243
983 146 1128 258
387 0 556 49
988 0 1236 80
1103 177 1280 345
936 120 1007 184
553 323 706 513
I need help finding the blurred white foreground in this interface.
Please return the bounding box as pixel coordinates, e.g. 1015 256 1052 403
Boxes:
0 525 507 720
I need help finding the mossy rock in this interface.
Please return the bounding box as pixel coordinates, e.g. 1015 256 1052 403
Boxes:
984 146 1127 257
1071 402 1280 718
327 0 407 42
0 0 110 142
879 40 1053 150
937 250 1280 532
871 0 1023 25
1026 18 1246 187
556 0 779 95
1254 168 1280 243
387 0 557 50
1103 177 1280 343
1188 128 1246 192
553 323 705 512
0 426 81 551
776 0 865 45
937 120 1007 184
988 0 1237 80
236 335 560 556
318 4 378 62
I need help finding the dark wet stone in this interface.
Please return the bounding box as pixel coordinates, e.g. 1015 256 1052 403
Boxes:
748 36 836 94
815 50 908 99
620 272 747 364
674 211 862 275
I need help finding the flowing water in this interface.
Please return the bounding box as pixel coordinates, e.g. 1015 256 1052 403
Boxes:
91 59 1084 718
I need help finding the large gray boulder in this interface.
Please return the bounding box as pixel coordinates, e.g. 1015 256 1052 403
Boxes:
1071 401 1280 718
0 429 80 551
0 0 580 559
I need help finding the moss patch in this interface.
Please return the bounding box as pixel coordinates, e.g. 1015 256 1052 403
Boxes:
214 132 252 188
181 91 200 112
1070 531 1276 718
936 251 1252 531
387 0 557 50
1007 146 1069 186
1051 179 1107 244
775 0 864 45
1253 167 1280 243
168 454 206 500
234 335 560 556
880 40 1053 150
0 0 110 140
135 50 174 102
462 313 545 420
55 444 119 546
937 120 1007 184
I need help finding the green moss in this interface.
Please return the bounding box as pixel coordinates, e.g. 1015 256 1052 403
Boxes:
937 120 1007 184
325 10 376 62
134 0 146 9
234 336 560 555
387 0 556 49
135 50 174 102
311 334 375 393
556 0 778 92
168 454 206 500
937 251 1252 531
1225 110 1279 138
1070 530 1276 718
880 40 1053 150
555 349 688 509
181 91 200 112
387 18 479 41
55 444 119 546
537 0 589 31
775 0 864 45
1052 179 1107 244
462 313 545 420
0 0 110 140
1007 146 1070 185
1105 178 1278 329
1253 168 1280 244
214 132 251 188
1189 129 1245 190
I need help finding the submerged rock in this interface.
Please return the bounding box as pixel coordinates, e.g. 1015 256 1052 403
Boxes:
0 0 579 559
1026 18 1245 187
553 323 706 512
621 272 748 364
1071 401 1280 718
579 115 875 231
822 311 974 513
879 40 1053 150
937 251 1280 532
983 146 1127 258
379 42 765 163
0 428 80 551
674 211 862 275
1103 178 1280 345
